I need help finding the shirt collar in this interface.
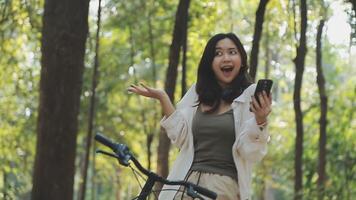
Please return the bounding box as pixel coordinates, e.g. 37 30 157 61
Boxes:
233 83 256 103
233 91 248 103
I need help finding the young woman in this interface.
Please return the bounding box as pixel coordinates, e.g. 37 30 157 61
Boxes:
128 33 272 200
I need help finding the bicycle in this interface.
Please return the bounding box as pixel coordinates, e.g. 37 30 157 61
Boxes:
95 133 217 200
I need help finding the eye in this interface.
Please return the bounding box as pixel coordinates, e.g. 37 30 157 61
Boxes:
215 51 223 56
230 50 238 55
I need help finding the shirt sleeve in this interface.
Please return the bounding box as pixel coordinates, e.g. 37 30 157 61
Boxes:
160 84 197 148
237 112 270 163
160 110 189 148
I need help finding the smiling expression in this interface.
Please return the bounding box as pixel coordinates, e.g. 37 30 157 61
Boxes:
212 38 242 88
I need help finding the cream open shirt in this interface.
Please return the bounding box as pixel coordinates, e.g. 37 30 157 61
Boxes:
158 83 270 200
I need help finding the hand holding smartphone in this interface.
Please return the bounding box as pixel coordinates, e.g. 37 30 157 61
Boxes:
254 79 273 106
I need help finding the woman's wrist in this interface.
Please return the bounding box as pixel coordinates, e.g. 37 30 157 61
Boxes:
159 92 175 117
255 117 267 125
158 91 169 102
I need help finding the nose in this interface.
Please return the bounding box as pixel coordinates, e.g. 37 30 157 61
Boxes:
222 53 232 62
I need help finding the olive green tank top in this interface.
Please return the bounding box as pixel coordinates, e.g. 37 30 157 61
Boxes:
191 107 237 180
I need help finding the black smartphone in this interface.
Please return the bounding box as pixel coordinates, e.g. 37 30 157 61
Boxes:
254 79 273 105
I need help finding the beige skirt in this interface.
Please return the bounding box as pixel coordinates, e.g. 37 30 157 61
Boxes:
173 170 240 200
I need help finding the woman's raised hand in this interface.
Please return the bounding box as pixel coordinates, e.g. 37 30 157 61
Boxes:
127 83 166 100
128 83 175 117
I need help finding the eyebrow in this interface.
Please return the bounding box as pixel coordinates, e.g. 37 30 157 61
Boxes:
215 47 237 50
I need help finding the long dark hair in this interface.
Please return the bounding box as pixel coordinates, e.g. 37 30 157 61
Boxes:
196 33 252 112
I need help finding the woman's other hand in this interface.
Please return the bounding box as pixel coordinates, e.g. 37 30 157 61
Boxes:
127 83 166 100
127 83 175 117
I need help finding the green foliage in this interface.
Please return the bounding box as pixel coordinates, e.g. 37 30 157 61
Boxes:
0 0 43 198
1 0 355 199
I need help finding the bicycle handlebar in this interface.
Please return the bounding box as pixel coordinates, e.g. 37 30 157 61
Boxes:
95 133 116 149
94 133 217 199
95 133 131 166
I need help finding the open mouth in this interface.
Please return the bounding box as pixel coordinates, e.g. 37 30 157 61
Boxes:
221 66 233 73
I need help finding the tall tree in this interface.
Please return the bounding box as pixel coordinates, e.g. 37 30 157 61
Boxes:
263 16 271 79
2 173 7 199
181 10 189 98
316 19 327 200
78 0 102 199
249 0 270 81
156 0 190 192
31 0 90 199
228 0 234 31
293 0 307 199
145 0 157 171
346 0 356 46
146 0 157 87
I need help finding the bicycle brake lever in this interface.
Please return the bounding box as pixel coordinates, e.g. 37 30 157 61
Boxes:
96 147 131 167
114 143 131 166
96 149 119 158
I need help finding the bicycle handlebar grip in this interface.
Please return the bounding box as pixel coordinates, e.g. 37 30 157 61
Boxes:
193 185 217 199
95 133 115 150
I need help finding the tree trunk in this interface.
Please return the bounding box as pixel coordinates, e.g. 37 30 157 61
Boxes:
293 0 307 199
146 0 157 171
3 172 8 200
78 0 102 200
147 1 157 86
91 145 97 200
228 0 234 32
291 0 298 43
347 0 356 46
249 0 270 81
31 0 89 199
181 11 188 98
156 0 190 192
115 167 121 200
264 20 270 79
128 15 155 171
316 19 327 200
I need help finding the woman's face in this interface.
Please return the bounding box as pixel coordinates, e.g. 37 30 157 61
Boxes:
212 38 242 88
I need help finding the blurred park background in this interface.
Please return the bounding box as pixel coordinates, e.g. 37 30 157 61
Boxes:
0 0 355 199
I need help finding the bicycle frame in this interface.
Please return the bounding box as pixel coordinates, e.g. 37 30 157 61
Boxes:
95 133 217 200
